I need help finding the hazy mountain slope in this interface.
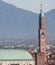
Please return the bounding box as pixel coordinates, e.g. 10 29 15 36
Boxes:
0 0 55 35
0 0 55 46
45 9 55 36
0 0 38 34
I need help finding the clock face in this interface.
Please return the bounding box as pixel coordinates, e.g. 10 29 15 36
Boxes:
41 32 45 39
41 32 45 36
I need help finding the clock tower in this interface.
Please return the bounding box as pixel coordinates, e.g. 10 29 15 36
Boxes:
38 4 46 62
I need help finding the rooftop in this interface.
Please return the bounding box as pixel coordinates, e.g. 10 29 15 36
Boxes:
0 49 33 60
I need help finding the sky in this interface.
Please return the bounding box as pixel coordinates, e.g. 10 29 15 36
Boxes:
2 0 55 13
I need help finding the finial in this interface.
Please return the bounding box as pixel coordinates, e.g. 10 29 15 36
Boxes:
40 4 42 10
40 4 44 17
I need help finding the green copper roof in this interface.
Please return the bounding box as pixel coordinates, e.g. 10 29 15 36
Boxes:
0 49 33 60
40 4 44 17
40 10 44 17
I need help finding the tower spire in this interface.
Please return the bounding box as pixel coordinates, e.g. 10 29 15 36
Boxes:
38 4 46 62
40 4 44 17
39 4 45 29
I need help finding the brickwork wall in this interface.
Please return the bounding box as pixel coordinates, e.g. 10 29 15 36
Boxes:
37 53 46 65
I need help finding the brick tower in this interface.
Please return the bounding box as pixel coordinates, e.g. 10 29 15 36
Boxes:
38 4 46 62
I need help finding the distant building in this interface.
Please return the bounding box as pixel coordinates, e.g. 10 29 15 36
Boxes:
47 45 55 65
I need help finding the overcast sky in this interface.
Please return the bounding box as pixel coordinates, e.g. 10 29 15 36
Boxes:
2 0 55 13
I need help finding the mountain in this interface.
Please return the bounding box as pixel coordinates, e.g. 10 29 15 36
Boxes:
0 0 55 36
0 0 38 34
0 0 55 46
45 9 55 36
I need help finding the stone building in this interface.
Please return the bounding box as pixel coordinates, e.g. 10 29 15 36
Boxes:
36 4 47 65
0 49 34 65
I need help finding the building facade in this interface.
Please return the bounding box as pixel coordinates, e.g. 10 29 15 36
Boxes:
0 49 34 65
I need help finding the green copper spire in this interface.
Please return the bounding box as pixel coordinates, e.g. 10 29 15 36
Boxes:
40 4 44 17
